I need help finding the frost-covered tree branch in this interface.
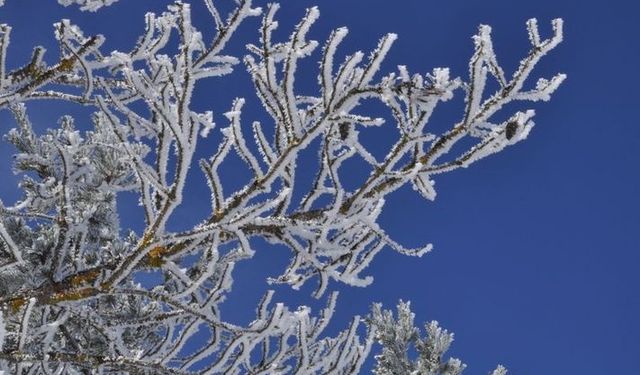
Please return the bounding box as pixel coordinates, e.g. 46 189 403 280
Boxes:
0 0 121 12
0 1 564 373
57 0 121 12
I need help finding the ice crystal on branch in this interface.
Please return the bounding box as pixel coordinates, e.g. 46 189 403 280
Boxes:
57 0 121 12
0 1 563 373
0 0 121 11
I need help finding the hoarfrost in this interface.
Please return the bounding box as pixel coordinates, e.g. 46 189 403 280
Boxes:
0 1 563 374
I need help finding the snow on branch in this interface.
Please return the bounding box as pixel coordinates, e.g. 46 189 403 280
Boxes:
57 0 120 12
0 0 121 12
0 2 563 373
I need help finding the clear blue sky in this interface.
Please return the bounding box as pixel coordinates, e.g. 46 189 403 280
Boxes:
0 0 638 373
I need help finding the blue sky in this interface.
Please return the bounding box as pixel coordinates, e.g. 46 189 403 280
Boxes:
0 0 638 373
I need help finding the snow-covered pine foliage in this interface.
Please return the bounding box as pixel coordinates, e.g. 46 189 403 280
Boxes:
0 1 563 373
368 302 510 375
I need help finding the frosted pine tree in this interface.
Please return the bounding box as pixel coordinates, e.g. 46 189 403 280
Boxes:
0 1 564 373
